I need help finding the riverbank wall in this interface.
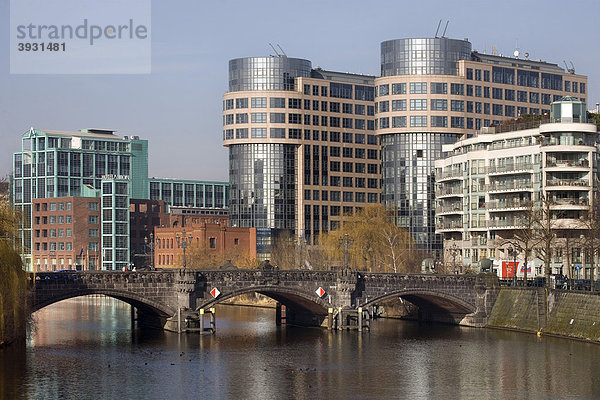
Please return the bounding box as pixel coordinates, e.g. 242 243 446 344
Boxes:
486 287 600 343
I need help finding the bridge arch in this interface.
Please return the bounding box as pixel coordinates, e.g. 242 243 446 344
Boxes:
363 289 477 324
197 285 330 320
32 289 175 318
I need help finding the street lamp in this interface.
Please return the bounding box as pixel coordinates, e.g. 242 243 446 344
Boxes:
175 230 193 271
339 233 353 270
144 232 156 270
449 240 460 274
508 246 519 286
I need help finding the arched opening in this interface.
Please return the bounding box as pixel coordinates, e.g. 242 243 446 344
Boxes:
364 290 477 325
198 287 329 327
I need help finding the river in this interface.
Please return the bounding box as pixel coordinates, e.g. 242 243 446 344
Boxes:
1 296 600 400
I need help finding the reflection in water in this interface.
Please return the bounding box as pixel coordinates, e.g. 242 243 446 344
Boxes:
1 296 600 399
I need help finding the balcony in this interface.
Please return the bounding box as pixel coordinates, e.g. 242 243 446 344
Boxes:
435 187 464 198
436 205 463 215
436 221 464 232
487 163 534 175
546 179 590 188
488 219 525 229
437 170 464 182
487 200 530 211
487 182 534 193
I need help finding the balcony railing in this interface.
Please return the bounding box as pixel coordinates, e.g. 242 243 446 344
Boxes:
437 170 464 180
487 200 530 210
487 182 533 192
487 163 534 174
436 205 463 214
435 187 463 196
545 160 589 168
546 179 589 187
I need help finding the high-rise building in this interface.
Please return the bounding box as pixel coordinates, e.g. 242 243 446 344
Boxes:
375 37 588 258
223 56 380 258
435 97 598 278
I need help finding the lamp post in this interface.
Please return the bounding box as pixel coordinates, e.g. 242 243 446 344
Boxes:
297 234 306 270
449 240 460 274
339 233 353 270
508 246 519 286
175 230 193 271
144 232 156 270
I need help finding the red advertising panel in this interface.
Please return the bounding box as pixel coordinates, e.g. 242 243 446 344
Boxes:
501 261 518 279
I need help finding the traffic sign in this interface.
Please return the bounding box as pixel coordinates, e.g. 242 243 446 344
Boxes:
210 287 221 298
576 265 581 270
315 287 325 297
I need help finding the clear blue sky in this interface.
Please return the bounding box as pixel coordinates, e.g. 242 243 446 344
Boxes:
1 0 599 181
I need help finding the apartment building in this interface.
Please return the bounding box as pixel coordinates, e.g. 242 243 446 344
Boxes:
435 97 598 278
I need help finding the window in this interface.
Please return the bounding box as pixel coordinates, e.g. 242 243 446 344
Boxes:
451 116 464 128
355 148 365 158
466 68 473 80
517 91 527 102
270 128 285 138
529 92 539 104
89 215 99 224
492 88 503 100
475 102 482 113
330 117 340 127
505 89 515 101
330 146 340 157
483 87 490 98
430 99 447 111
483 70 490 81
251 97 267 108
451 100 464 112
270 113 285 123
354 85 374 101
355 119 365 130
330 82 352 99
209 237 216 249
251 128 267 138
378 84 389 96
251 113 266 123
410 82 427 94
355 134 365 144
466 101 473 113
303 84 310 95
410 116 427 127
505 105 515 117
391 99 406 111
379 117 389 129
50 203 56 211
288 98 301 109
430 83 447 94
484 103 490 114
367 149 378 160
580 82 586 93
270 98 285 108
224 99 234 110
492 66 515 85
430 116 447 127
451 83 464 95
235 128 248 138
541 94 551 105
288 113 301 124
367 106 375 116
89 229 99 237
392 83 406 94
330 161 340 172
355 104 365 115
492 104 503 116
235 98 248 108
410 99 427 111
475 86 482 97
88 202 98 211
330 102 340 113
342 133 353 144
342 103 353 114
392 116 407 128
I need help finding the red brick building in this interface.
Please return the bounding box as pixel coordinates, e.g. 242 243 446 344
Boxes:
32 197 101 271
154 215 256 268
129 199 169 268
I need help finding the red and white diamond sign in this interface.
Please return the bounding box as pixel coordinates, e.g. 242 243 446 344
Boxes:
315 287 325 297
210 288 221 298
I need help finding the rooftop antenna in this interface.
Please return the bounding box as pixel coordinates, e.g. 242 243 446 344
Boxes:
269 43 281 57
513 39 519 58
276 44 287 57
491 45 498 56
569 61 576 74
435 20 442 38
441 20 449 38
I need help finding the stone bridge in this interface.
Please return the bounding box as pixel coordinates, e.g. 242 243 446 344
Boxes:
31 265 500 330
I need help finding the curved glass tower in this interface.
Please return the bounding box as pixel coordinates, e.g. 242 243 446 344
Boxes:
375 38 472 257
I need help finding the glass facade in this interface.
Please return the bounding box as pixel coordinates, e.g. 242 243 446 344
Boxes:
380 38 471 76
229 57 312 92
229 143 297 256
381 133 456 255
101 178 130 271
148 179 229 208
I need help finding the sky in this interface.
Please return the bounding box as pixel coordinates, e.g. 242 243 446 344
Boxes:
1 0 599 182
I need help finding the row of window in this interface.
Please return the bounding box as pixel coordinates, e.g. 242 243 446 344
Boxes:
465 67 586 93
224 128 379 145
303 191 379 204
34 201 72 212
34 228 73 237
34 241 74 251
225 99 376 115
378 115 532 130
34 215 74 225
225 113 377 130
377 83 581 104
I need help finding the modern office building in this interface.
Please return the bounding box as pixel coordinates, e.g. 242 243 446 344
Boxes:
13 127 230 270
223 56 380 257
375 37 588 258
435 97 598 278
